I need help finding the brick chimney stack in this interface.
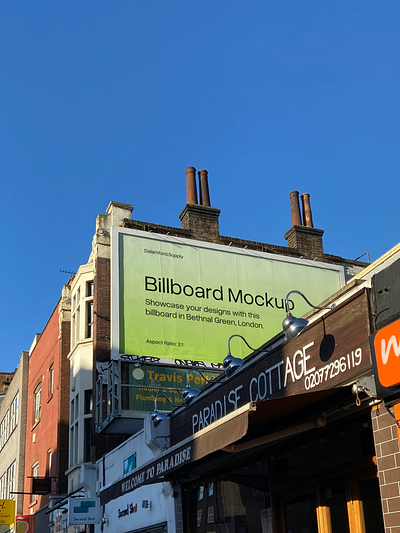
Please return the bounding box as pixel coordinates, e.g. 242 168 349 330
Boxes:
284 191 324 260
179 167 221 243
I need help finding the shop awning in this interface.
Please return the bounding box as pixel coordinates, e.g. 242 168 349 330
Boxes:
99 402 256 505
100 388 340 505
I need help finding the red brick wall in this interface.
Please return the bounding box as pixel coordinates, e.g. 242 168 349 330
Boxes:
372 405 400 531
23 303 67 514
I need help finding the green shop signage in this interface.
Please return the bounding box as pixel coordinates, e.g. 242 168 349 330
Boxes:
125 364 221 412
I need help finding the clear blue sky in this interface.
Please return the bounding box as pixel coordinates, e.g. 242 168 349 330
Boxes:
1 1 399 371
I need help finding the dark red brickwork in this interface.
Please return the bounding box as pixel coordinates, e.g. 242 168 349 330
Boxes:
372 406 400 531
93 256 111 364
57 319 71 495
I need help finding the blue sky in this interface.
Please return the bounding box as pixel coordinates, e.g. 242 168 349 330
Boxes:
1 1 399 371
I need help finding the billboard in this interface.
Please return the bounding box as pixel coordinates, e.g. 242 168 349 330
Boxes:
111 228 344 363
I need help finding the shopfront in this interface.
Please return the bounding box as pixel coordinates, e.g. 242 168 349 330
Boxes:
165 286 385 533
100 279 395 532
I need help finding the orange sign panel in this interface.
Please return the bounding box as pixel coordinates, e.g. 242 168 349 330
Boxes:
374 317 400 387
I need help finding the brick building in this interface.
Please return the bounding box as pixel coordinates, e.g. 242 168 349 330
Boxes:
22 297 71 530
7 166 379 533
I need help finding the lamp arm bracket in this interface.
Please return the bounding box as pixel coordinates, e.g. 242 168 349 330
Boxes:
154 394 180 410
227 334 257 354
285 290 335 314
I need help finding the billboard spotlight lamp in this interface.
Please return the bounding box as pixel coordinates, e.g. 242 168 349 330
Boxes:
182 368 216 406
224 335 256 377
150 394 180 427
282 290 335 342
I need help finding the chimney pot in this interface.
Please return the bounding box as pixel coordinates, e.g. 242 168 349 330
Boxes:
186 167 198 204
301 193 314 228
289 190 302 227
198 169 211 207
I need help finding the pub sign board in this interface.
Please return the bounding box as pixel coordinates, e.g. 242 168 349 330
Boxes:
170 292 372 443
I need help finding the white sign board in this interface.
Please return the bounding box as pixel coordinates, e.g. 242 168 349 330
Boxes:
67 498 101 525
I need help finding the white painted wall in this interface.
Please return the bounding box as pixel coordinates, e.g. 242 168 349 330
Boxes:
95 428 176 533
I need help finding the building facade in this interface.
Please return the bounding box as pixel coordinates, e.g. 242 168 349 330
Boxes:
22 298 71 530
6 166 374 533
0 350 29 516
98 245 400 533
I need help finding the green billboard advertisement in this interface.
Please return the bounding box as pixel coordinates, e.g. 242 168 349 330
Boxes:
111 228 344 363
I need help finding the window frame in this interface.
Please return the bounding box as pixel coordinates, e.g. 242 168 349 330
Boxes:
33 383 42 425
48 363 54 399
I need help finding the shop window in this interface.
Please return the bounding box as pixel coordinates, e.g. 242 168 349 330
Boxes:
327 486 350 533
360 478 385 533
33 383 42 425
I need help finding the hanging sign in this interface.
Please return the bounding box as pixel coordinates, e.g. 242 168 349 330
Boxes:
67 498 101 525
0 500 15 525
15 515 34 533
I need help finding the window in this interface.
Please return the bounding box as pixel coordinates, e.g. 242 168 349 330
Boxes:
208 482 214 496
207 506 215 524
124 453 136 474
0 394 19 451
0 473 6 499
86 281 94 297
2 412 9 444
83 390 93 462
198 486 204 501
46 449 52 477
33 383 42 424
84 418 91 462
71 280 94 347
31 462 39 504
197 509 202 528
71 287 81 347
86 301 93 338
6 462 15 499
70 394 79 467
84 390 93 414
9 393 18 433
48 364 54 398
86 281 94 338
